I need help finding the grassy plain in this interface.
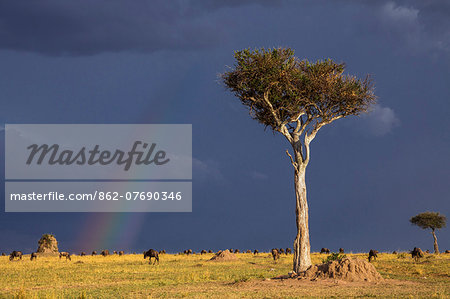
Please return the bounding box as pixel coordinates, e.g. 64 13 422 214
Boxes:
0 252 449 298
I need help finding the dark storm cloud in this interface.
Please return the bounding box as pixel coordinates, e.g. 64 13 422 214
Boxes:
189 0 280 10
3 0 448 57
0 0 273 56
345 0 450 55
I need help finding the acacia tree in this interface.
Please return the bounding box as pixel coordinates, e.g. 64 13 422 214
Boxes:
410 212 446 254
222 48 376 272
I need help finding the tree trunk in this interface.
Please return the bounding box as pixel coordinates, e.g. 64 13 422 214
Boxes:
431 229 439 254
292 165 312 273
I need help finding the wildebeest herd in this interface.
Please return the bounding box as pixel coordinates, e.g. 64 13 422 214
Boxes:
3 247 448 264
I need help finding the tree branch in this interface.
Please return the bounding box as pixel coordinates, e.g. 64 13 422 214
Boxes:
279 125 293 143
286 149 298 169
295 115 315 136
306 115 344 142
262 91 282 127
303 141 311 165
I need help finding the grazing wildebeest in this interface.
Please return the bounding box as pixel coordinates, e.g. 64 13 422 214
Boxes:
159 250 166 254
92 251 97 256
143 249 159 265
200 250 207 255
271 248 280 261
392 251 398 254
234 249 240 254
80 252 86 256
60 252 71 261
30 252 38 261
113 251 118 255
411 247 424 262
1 253 5 256
9 251 23 261
119 251 124 256
320 248 330 254
368 249 378 262
279 248 285 254
101 250 110 257
339 248 344 253
445 250 450 254
208 250 213 253
285 248 292 254
246 250 251 254
253 249 259 255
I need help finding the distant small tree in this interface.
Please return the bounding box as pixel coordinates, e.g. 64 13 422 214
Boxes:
221 48 376 272
410 212 446 254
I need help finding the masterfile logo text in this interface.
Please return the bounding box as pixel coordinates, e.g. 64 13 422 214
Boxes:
26 141 170 171
5 124 192 180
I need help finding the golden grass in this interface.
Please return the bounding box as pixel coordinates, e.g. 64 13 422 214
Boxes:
0 252 449 298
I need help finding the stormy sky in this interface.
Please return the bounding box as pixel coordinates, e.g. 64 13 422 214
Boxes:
0 0 449 253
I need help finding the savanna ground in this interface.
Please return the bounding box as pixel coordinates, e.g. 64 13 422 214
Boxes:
1 252 449 298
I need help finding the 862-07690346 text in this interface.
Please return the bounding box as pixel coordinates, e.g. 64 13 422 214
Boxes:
9 191 183 201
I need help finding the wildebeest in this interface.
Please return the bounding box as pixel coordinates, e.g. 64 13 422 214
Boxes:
411 247 424 262
200 250 207 255
113 251 118 255
279 248 285 254
368 249 378 262
159 250 166 254
392 251 398 254
246 250 251 254
253 249 259 255
80 252 86 256
143 249 159 265
119 251 124 256
9 251 23 261
320 248 330 254
92 251 97 256
234 249 240 254
271 248 280 261
101 250 110 257
59 252 71 261
339 248 345 253
1 253 5 256
445 250 450 254
285 248 292 254
30 252 38 261
208 250 213 253
425 250 430 254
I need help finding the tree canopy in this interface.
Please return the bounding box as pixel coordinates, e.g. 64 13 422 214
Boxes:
222 48 376 138
410 212 447 230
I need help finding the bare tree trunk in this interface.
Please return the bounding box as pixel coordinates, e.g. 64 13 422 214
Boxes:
292 165 312 273
431 229 439 254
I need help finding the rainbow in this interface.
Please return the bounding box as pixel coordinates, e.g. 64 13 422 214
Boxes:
73 95 190 252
